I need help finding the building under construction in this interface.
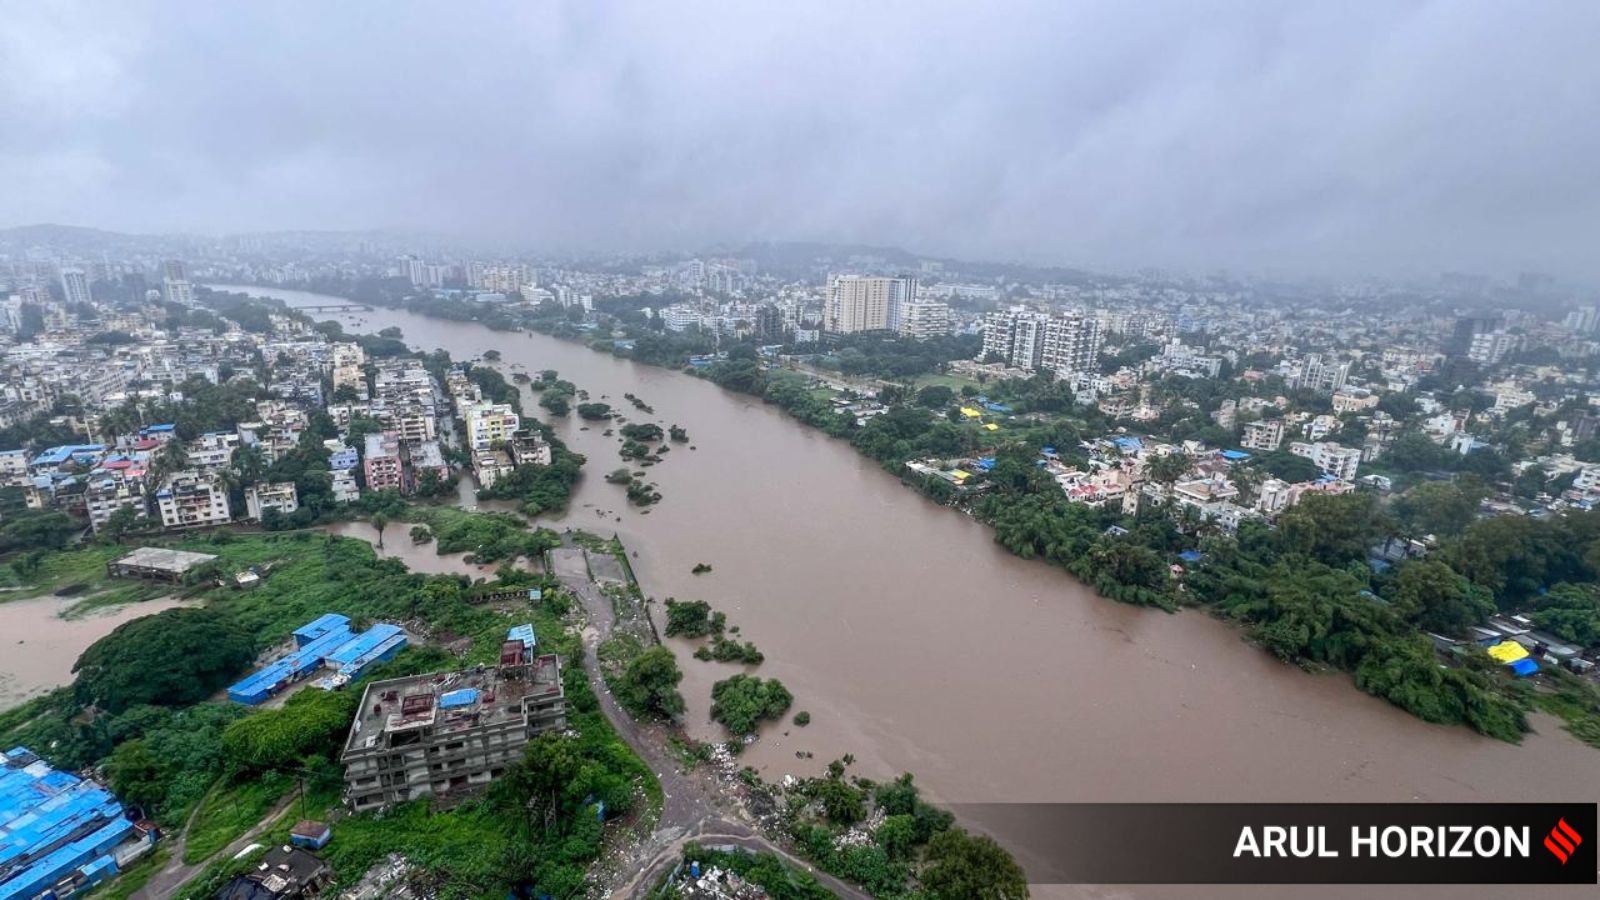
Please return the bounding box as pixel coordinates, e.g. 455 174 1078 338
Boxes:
338 625 565 811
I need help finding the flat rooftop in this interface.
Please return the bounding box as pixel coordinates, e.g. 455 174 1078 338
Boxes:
344 656 562 753
109 546 219 574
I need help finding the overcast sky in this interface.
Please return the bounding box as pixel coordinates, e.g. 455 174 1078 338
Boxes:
4 1 1599 280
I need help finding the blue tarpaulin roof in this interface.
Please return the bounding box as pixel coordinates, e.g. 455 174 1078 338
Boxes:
0 748 134 900
1508 658 1539 676
326 624 405 667
294 613 351 645
439 688 479 709
507 623 536 648
1220 449 1250 460
1178 551 1204 562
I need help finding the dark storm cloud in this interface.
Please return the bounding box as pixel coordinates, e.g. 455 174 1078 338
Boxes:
4 1 1599 279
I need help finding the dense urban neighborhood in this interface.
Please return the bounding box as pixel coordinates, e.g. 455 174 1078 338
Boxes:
2 228 1600 900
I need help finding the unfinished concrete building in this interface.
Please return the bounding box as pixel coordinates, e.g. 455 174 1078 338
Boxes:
339 636 566 812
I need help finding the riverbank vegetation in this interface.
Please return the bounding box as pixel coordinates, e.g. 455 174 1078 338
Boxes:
665 844 837 900
675 346 1600 748
779 766 1026 898
0 523 661 898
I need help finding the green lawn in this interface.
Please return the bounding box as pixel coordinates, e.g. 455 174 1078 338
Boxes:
0 545 129 597
911 372 982 393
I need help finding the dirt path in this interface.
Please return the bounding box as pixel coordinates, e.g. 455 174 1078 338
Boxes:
134 795 297 900
554 546 870 900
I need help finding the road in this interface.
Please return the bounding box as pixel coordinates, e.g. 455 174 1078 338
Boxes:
554 554 871 900
133 795 297 900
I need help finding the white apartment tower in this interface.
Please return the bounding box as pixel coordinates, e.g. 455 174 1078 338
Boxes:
982 310 1100 376
60 268 92 306
824 275 917 334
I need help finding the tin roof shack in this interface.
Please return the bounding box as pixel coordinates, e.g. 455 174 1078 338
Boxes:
0 747 149 900
105 547 218 583
217 846 330 900
340 653 566 812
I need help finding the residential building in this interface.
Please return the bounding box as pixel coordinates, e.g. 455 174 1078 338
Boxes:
510 433 552 467
331 343 367 398
660 304 700 332
981 311 1049 368
1150 340 1223 378
84 471 149 532
324 440 358 472
823 274 916 334
155 471 232 528
245 482 300 520
980 310 1100 375
1039 314 1102 377
473 449 515 490
1493 389 1535 415
1289 441 1361 480
340 636 566 811
161 260 194 306
1241 419 1285 452
363 431 409 494
330 469 359 504
1331 388 1380 414
1467 330 1519 365
60 267 92 306
896 299 951 340
465 402 520 451
217 845 330 900
1289 354 1350 393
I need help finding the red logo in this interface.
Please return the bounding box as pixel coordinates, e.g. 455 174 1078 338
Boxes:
1543 818 1582 864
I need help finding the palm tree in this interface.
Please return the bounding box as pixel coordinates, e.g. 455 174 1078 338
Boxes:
371 512 388 550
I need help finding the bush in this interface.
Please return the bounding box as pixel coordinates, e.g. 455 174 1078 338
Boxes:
710 675 792 734
664 599 724 637
793 711 811 727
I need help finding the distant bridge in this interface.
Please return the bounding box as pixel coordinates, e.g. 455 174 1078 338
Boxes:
294 302 373 313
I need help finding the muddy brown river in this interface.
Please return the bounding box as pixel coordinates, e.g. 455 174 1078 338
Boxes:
223 287 1600 899
0 594 189 709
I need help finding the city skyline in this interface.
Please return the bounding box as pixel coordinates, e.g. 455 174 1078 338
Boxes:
7 2 1600 282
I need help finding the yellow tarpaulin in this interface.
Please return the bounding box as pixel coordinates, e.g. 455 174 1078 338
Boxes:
1487 641 1528 663
959 407 982 418
982 423 1000 431
949 469 971 482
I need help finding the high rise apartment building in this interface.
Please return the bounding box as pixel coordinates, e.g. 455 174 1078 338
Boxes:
823 275 917 334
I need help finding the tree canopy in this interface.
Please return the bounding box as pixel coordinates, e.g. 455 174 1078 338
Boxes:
73 608 256 713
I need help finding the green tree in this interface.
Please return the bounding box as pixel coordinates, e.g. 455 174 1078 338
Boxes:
1531 584 1600 645
1276 491 1385 567
1392 479 1486 538
1145 452 1191 486
371 512 388 549
1382 559 1495 634
915 385 955 408
73 608 255 713
613 646 686 720
921 828 1029 900
709 675 793 734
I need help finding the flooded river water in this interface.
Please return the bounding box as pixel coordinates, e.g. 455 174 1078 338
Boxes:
228 286 1598 899
0 594 189 709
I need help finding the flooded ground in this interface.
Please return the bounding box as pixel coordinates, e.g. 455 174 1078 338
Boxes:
322 520 510 579
225 286 1600 900
0 594 190 709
